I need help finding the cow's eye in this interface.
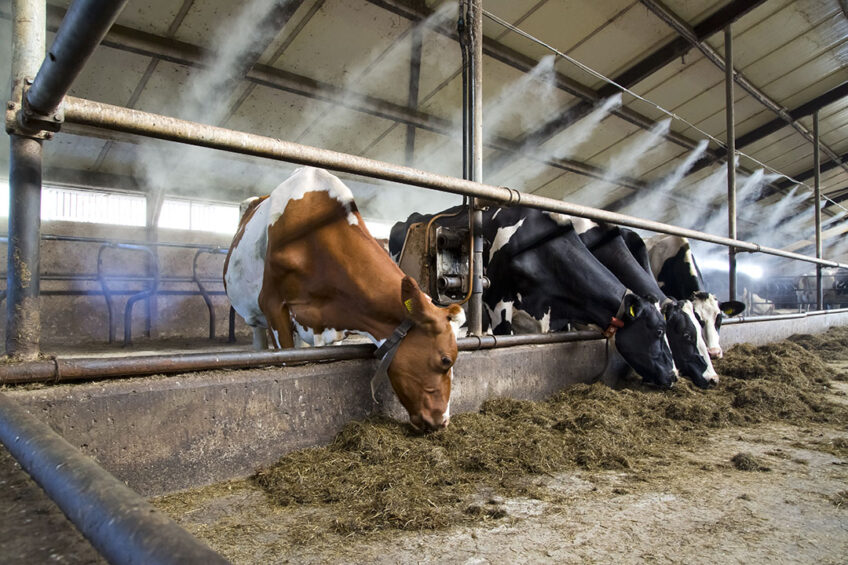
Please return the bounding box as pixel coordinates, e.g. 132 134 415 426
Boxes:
656 329 663 338
440 355 452 367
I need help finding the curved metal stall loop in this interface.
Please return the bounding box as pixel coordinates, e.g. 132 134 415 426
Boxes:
96 243 159 345
192 247 229 340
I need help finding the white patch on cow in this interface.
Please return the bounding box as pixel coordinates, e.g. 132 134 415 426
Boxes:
492 208 501 220
266 167 356 227
489 218 525 262
224 198 271 329
448 308 466 338
681 300 718 382
543 212 571 226
569 216 597 235
270 328 282 349
539 308 551 334
691 294 723 358
347 211 359 226
485 299 514 330
291 318 347 347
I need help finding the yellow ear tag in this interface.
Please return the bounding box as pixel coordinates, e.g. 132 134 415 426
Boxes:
404 299 414 313
723 309 734 315
629 305 636 318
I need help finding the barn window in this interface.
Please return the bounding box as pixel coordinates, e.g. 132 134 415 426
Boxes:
158 198 239 234
40 186 148 226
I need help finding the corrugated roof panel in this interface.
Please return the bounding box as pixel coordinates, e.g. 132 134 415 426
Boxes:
566 3 677 79
491 0 634 64
274 0 410 86
257 0 324 66
353 34 413 108
44 133 109 173
131 60 242 122
762 45 848 103
688 92 765 141
636 55 724 119
572 115 642 162
500 161 567 194
706 0 824 70
67 45 152 107
791 78 848 117
416 28 463 107
115 0 184 37
482 57 576 141
419 71 463 123
742 17 848 90
660 0 735 26
226 83 326 141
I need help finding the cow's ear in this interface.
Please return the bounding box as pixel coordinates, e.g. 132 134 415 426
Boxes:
446 303 466 335
623 293 643 320
719 300 745 317
401 276 435 325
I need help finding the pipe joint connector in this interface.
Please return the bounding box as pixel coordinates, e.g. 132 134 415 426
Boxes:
6 84 64 140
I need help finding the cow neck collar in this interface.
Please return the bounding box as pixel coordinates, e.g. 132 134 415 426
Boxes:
603 292 629 339
370 317 415 403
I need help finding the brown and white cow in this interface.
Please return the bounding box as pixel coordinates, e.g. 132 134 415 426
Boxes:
224 167 464 431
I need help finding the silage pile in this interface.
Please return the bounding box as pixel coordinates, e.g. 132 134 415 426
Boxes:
253 328 848 534
787 324 848 362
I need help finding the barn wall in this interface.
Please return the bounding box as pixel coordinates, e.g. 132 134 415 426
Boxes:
0 218 251 349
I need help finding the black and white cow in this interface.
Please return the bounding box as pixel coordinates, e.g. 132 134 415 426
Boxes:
642 234 744 358
568 218 718 388
391 206 678 389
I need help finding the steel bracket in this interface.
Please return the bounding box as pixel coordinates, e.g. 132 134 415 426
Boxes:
5 82 64 140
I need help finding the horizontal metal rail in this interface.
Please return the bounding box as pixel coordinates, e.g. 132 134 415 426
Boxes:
0 393 230 565
722 307 848 324
62 96 845 269
0 233 230 250
0 331 602 385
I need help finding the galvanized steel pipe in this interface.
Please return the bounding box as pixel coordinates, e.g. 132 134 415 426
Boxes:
7 0 46 359
725 25 738 302
0 393 230 565
814 111 823 310
61 96 846 269
0 331 602 385
25 0 128 115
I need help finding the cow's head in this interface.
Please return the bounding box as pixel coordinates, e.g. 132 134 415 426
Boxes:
614 293 678 389
388 276 464 432
662 299 718 388
690 292 745 358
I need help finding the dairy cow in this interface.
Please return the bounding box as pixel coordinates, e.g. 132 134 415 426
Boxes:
569 218 718 388
641 234 744 358
391 207 679 389
224 168 465 431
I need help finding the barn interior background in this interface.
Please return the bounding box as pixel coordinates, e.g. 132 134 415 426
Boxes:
1 0 847 351
1 1 848 562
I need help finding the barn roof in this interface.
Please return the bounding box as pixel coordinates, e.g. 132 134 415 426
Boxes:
1 0 846 262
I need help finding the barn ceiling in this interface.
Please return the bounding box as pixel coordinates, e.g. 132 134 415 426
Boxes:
1 0 847 263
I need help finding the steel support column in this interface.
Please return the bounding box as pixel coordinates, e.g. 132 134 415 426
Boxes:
725 26 737 302
814 111 823 310
460 0 484 336
6 0 45 359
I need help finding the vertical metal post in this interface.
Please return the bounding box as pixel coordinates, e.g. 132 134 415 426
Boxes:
404 26 422 166
725 25 737 302
6 0 46 359
814 110 823 310
460 0 484 336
